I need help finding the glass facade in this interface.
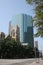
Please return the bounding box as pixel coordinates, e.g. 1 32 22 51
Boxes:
10 14 34 47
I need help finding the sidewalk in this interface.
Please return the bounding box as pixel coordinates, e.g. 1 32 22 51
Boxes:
29 60 43 65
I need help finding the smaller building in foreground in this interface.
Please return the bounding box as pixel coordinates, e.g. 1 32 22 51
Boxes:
0 32 5 39
34 41 38 49
9 25 20 42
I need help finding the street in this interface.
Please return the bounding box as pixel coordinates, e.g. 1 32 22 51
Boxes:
0 58 43 65
0 59 35 65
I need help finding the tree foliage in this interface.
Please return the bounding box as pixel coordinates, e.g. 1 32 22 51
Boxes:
26 0 43 37
0 35 35 59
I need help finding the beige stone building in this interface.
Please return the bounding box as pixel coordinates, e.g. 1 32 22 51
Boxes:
0 32 5 39
9 23 20 42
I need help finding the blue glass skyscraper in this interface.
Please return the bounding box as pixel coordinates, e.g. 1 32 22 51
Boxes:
10 14 34 47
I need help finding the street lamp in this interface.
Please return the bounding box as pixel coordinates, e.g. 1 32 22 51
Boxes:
34 41 40 63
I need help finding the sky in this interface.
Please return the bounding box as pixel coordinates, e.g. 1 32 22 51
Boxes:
0 0 43 51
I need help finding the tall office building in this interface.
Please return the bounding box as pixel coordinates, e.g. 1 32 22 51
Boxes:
9 14 34 47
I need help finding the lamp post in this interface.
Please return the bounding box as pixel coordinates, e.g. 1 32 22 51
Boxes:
34 41 39 63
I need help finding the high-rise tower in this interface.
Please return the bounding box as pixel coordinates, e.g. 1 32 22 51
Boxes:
9 14 34 47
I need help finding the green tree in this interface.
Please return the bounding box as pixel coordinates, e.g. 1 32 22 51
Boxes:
0 35 35 59
0 39 5 58
26 0 43 37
